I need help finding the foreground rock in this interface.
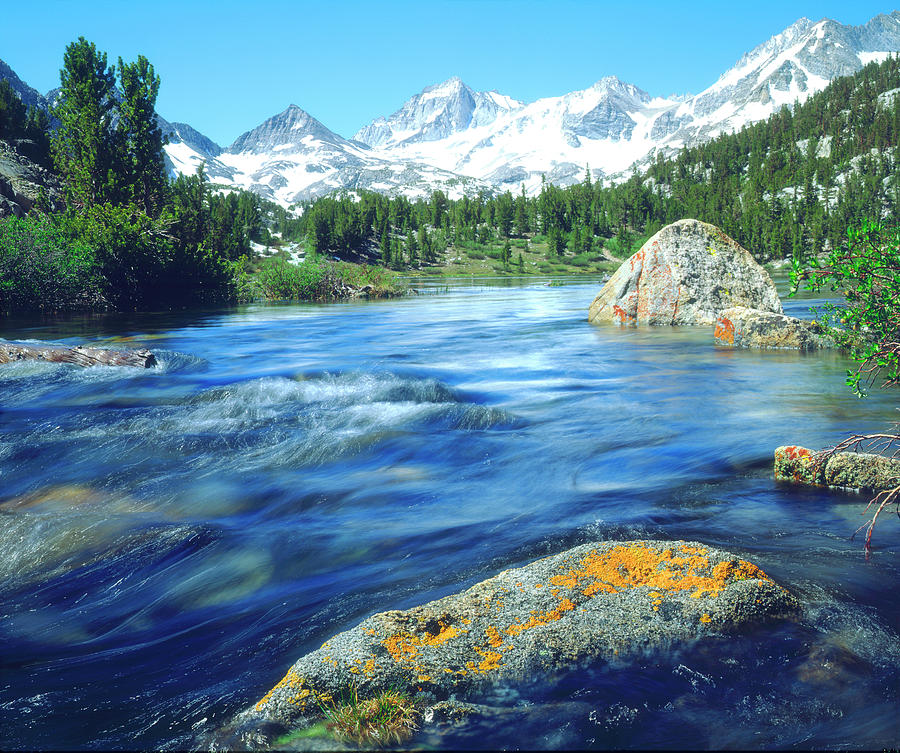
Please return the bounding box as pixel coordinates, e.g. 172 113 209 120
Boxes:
588 219 782 325
0 340 156 368
775 445 900 490
715 306 835 350
220 540 797 747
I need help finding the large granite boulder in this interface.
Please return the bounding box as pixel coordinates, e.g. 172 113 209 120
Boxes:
589 219 782 325
715 306 835 349
219 540 798 747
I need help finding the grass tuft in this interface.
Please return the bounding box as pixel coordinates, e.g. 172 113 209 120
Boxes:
321 686 419 747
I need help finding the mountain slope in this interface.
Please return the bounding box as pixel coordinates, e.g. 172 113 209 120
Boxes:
210 104 489 204
353 11 900 193
4 10 899 206
0 58 49 112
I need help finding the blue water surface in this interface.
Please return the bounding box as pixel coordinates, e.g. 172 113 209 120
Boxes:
0 276 897 750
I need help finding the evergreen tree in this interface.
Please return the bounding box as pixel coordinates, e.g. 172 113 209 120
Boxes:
51 37 117 207
514 185 530 237
116 55 168 215
379 227 391 266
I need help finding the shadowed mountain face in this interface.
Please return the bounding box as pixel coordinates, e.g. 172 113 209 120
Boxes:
0 58 49 112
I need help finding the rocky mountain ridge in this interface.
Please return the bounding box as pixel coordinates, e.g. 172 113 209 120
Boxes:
2 11 899 206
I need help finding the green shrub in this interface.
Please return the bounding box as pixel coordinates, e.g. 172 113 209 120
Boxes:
795 220 900 395
249 257 402 302
64 203 236 308
0 213 104 312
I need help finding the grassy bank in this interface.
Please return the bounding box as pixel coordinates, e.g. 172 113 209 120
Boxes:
239 253 406 302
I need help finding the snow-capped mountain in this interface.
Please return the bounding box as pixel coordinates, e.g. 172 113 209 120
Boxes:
3 11 899 205
655 12 900 150
357 75 673 192
191 104 489 204
354 76 523 147
350 11 900 193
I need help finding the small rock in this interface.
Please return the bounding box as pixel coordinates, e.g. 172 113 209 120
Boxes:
774 445 900 490
715 306 835 349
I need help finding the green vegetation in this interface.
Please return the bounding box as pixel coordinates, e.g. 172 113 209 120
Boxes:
0 213 102 311
796 221 900 396
0 79 51 165
247 255 404 301
794 220 900 554
290 56 900 275
0 37 396 314
320 686 419 746
272 686 419 748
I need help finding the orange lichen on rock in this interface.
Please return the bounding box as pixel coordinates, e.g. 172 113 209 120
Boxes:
714 316 736 344
427 623 462 646
613 304 635 324
255 668 308 711
474 648 504 673
383 632 422 664
504 598 575 638
782 445 813 460
485 626 505 648
548 544 772 602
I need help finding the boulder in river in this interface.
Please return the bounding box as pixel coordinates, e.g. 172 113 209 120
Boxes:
221 539 798 746
714 306 835 350
775 445 900 490
588 219 782 325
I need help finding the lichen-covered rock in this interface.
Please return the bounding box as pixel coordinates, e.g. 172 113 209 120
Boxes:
715 306 834 349
588 219 782 325
222 540 797 747
775 445 900 490
774 445 824 485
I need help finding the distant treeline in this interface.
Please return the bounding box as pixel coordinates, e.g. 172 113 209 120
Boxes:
282 56 900 268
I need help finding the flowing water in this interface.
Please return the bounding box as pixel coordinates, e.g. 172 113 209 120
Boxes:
1 277 898 750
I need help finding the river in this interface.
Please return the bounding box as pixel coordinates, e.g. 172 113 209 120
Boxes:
1 276 898 750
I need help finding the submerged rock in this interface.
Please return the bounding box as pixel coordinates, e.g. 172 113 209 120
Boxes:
588 219 781 326
775 445 900 490
220 540 797 747
714 306 835 349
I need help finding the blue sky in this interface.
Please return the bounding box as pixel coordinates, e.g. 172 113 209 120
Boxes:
1 1 896 147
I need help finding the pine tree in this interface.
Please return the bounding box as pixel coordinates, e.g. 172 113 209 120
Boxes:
380 227 391 266
51 37 117 207
116 55 168 215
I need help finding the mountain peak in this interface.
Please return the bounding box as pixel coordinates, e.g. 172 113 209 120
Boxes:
228 104 347 154
424 76 467 92
354 77 521 148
